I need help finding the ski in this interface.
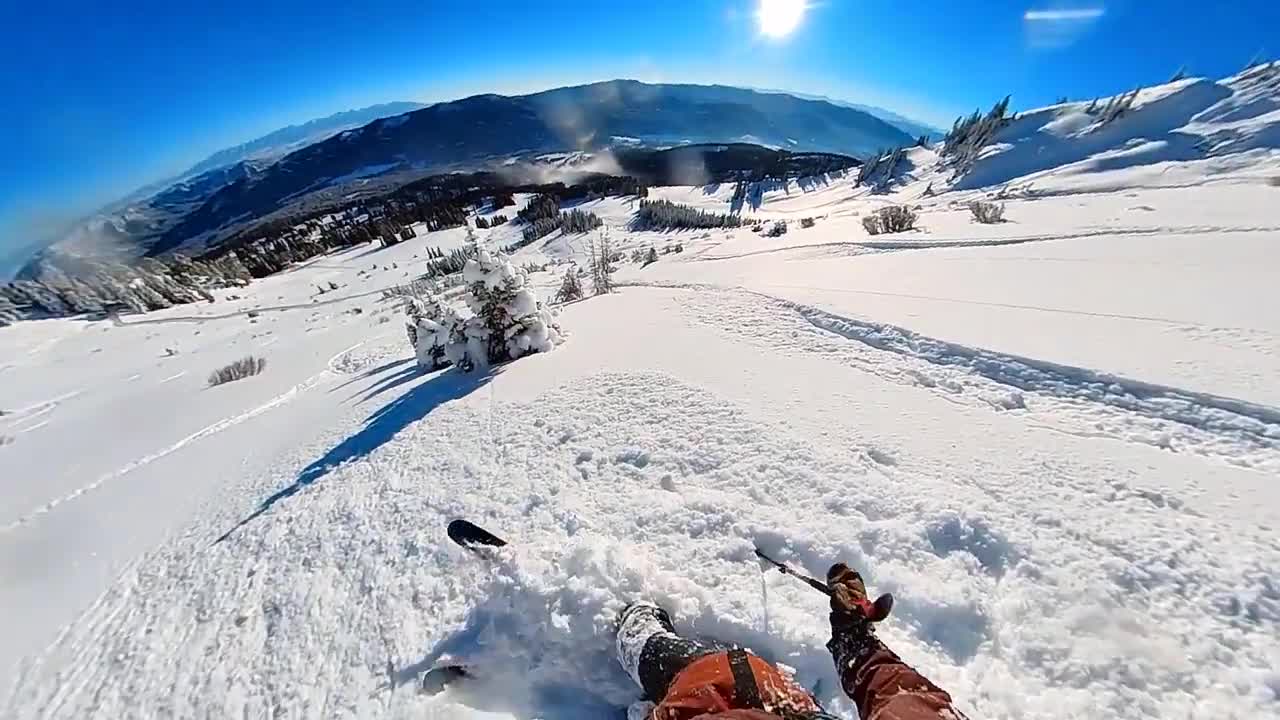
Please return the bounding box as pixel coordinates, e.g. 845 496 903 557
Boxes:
420 664 470 695
447 518 508 548
419 520 507 693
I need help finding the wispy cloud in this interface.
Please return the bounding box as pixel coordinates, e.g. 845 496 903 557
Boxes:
1024 4 1106 49
1024 8 1105 21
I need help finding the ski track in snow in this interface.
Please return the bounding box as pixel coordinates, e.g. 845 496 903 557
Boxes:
749 282 1266 330
624 282 1280 473
1 337 381 536
0 372 331 535
692 223 1280 262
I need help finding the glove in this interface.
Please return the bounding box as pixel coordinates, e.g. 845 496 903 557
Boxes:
828 563 871 631
827 563 893 629
826 563 891 670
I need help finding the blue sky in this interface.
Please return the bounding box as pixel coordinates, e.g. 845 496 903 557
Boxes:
1 0 1275 272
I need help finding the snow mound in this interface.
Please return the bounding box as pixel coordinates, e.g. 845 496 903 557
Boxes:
954 65 1280 193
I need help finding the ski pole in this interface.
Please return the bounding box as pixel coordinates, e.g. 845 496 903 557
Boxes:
753 547 894 621
754 548 834 596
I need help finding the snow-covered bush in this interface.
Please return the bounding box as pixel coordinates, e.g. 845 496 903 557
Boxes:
968 200 1006 224
452 248 562 369
765 221 788 237
643 247 659 266
404 294 456 370
862 206 919 235
208 356 267 386
800 217 816 229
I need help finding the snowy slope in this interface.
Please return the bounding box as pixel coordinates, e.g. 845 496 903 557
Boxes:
953 64 1280 194
3 69 1280 720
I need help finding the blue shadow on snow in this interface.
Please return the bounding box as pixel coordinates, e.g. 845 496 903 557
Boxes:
213 366 493 544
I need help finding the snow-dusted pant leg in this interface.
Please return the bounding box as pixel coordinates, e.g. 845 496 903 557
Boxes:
616 602 733 701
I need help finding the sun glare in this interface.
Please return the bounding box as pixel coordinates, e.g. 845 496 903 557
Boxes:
757 0 805 38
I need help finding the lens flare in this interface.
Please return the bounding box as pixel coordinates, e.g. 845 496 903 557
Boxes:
757 0 805 39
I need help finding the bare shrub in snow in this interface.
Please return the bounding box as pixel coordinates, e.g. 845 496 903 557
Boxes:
555 269 584 303
208 356 267 386
800 217 816 229
765 221 788 237
643 247 659 266
969 200 1006 224
862 206 918 235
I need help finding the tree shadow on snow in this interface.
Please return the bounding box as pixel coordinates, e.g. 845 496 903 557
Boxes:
213 367 493 544
328 357 414 394
355 364 426 404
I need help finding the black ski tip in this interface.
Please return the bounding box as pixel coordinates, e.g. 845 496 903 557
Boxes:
448 519 508 548
870 593 894 622
421 665 469 695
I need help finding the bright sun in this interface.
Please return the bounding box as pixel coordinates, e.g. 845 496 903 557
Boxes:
757 0 806 38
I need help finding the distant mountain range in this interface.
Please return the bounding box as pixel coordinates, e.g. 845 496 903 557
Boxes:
747 87 948 140
182 101 427 178
19 81 922 278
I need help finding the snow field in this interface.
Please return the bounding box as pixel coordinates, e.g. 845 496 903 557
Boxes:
7 289 1278 719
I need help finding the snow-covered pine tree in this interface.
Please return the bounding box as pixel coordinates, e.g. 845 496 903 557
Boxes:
453 248 562 369
0 289 21 326
405 293 456 370
857 151 883 185
8 280 72 317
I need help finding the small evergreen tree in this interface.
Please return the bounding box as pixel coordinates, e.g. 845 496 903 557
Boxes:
587 230 615 295
453 248 562 368
555 268 584 302
406 293 454 370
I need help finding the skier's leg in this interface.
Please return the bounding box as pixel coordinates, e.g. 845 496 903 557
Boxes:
615 602 733 701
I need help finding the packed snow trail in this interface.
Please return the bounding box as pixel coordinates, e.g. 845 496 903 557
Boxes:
6 289 1276 720
623 282 1280 473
